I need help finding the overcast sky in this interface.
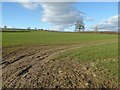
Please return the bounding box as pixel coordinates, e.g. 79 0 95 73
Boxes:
2 2 118 31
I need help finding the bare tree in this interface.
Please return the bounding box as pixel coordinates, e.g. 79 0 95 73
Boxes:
35 28 37 30
75 20 85 32
94 26 99 32
27 27 31 30
4 26 7 29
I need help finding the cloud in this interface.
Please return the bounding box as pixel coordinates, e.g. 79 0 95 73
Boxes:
90 14 119 31
6 0 38 10
5 2 84 31
40 2 84 31
2 0 119 2
1 25 13 28
3 0 81 2
4 0 30 2
85 17 94 21
19 2 39 10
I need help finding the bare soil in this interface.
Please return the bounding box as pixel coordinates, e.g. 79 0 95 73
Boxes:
1 40 118 89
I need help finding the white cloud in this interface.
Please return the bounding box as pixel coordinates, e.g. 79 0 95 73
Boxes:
1 25 13 28
85 17 94 21
15 2 84 31
4 2 85 31
91 14 119 31
7 26 13 28
2 0 84 2
40 2 84 31
4 0 38 10
19 2 39 10
2 0 119 2
4 0 30 2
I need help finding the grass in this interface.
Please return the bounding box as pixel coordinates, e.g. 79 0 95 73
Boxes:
57 42 118 78
2 31 118 47
2 30 119 84
2 30 118 76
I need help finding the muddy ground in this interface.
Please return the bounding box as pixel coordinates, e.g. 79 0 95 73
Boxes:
1 40 119 89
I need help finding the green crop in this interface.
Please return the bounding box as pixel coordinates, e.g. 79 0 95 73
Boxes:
2 31 118 47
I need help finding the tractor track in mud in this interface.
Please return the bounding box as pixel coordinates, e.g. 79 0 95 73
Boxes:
2 40 118 89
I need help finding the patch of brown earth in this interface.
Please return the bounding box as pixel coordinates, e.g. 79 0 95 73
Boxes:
2 41 118 89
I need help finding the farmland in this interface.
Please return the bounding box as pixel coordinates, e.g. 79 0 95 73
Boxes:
2 31 118 46
2 30 118 88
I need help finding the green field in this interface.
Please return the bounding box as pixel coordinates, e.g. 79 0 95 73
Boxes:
2 31 118 46
2 31 118 76
2 31 119 88
56 42 118 78
3 31 118 76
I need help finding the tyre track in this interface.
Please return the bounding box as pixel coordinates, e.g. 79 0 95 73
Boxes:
2 39 118 88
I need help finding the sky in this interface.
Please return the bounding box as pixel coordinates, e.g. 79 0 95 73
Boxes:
2 2 118 31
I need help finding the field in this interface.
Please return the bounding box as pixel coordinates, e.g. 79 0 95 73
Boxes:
2 30 118 88
2 31 118 46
